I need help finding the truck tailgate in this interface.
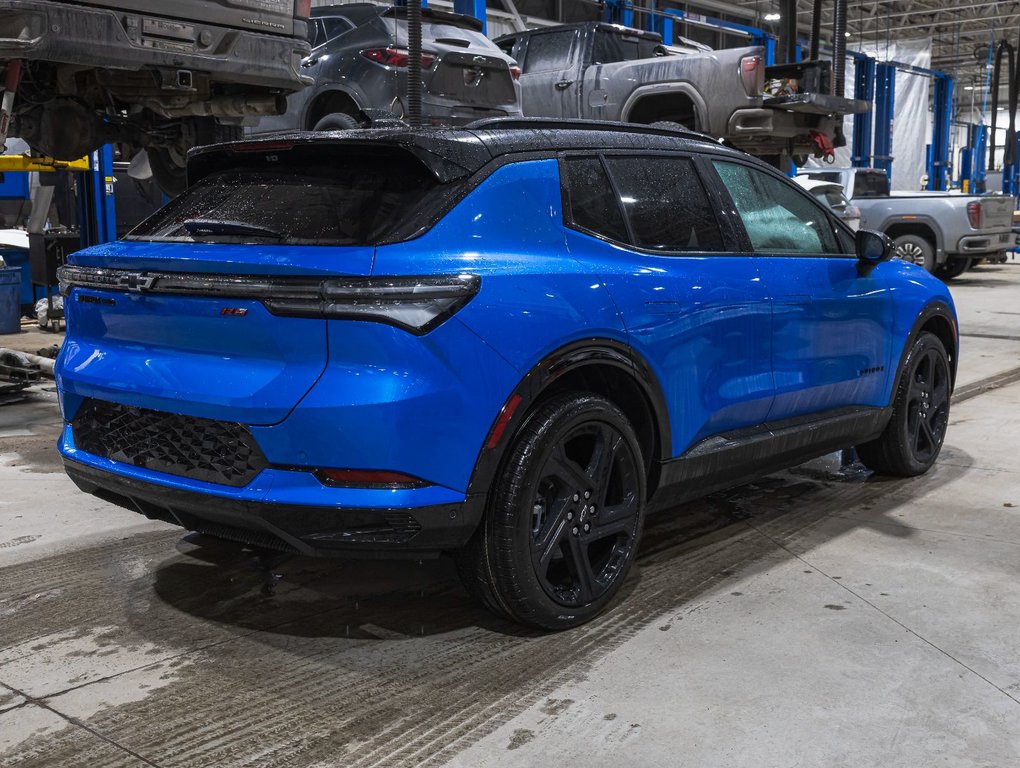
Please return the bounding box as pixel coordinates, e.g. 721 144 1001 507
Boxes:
980 195 1015 229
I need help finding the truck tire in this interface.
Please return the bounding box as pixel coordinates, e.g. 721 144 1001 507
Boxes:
313 112 361 131
934 258 972 281
147 120 242 197
891 234 935 273
649 120 687 132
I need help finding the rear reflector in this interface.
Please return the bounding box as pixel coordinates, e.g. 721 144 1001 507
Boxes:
361 47 436 69
485 393 523 449
295 0 311 20
314 468 430 489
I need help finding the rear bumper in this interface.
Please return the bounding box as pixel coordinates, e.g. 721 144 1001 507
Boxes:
0 0 310 92
64 458 485 558
954 230 1012 256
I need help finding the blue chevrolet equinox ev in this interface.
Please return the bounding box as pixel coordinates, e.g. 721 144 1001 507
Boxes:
55 119 957 629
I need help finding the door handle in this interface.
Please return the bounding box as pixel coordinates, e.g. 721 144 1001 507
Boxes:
555 80 574 90
302 57 319 68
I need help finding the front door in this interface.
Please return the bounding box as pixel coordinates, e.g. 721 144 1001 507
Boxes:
709 159 894 422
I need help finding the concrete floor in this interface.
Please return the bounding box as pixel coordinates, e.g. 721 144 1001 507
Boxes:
1 262 1020 767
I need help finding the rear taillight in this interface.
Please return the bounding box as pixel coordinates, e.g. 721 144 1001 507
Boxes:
361 47 436 69
967 200 983 228
739 54 764 97
294 0 311 20
509 64 521 80
314 468 430 489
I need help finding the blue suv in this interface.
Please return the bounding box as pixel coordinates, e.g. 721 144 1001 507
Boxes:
55 119 957 629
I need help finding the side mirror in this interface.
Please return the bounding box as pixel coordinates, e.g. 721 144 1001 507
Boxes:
856 229 892 263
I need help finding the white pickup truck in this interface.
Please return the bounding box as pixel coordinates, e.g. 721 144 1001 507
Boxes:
799 167 1015 279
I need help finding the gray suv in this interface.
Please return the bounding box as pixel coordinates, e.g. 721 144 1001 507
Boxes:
257 3 522 132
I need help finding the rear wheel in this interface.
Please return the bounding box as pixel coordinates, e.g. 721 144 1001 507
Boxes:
856 332 951 476
313 112 361 131
891 234 936 272
456 393 646 630
146 119 242 197
935 257 972 281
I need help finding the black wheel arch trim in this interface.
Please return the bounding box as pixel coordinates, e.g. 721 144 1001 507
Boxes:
889 301 958 405
465 338 671 506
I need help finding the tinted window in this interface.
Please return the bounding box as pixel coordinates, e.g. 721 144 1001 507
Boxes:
129 147 457 246
853 171 889 198
593 30 663 64
322 17 353 41
604 156 725 252
713 161 838 254
523 31 575 73
562 157 628 243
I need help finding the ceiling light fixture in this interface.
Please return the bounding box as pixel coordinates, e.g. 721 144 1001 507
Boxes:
764 12 781 21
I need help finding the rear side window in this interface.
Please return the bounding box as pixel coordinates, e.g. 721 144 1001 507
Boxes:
592 30 663 64
129 146 460 246
853 171 889 198
604 156 725 252
713 161 839 255
561 157 629 243
523 31 575 72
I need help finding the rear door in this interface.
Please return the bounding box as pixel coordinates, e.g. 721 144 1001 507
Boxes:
515 28 583 117
560 153 774 457
709 159 895 422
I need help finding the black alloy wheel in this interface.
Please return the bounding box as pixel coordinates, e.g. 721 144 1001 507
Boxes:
456 393 646 630
529 420 642 608
857 332 951 476
904 344 950 465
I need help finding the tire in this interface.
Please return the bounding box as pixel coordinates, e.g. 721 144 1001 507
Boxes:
891 234 936 272
856 332 951 477
455 393 646 630
147 120 242 198
146 147 188 198
649 120 687 132
313 112 361 131
934 257 972 281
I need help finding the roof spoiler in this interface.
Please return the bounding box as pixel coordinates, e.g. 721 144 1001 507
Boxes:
382 6 483 32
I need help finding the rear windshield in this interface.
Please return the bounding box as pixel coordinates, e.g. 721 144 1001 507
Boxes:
128 147 460 246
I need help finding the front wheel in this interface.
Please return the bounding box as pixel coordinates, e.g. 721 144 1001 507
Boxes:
856 332 951 476
456 393 646 630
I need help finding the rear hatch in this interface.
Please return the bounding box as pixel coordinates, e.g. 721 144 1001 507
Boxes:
383 14 518 109
73 0 302 37
58 140 468 426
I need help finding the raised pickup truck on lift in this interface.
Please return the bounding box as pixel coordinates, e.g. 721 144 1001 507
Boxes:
0 0 313 195
495 22 868 167
800 166 1015 280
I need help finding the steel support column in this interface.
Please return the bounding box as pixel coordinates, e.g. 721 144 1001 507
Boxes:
927 75 953 191
873 62 896 180
851 54 875 166
453 0 484 31
76 144 115 248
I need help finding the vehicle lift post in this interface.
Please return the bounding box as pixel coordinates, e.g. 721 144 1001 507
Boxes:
849 52 875 167
927 74 954 191
872 62 896 180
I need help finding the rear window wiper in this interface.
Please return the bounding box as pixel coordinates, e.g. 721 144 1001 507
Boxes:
182 219 287 240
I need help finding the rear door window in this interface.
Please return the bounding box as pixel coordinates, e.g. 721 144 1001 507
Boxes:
713 161 839 255
603 156 726 252
592 30 663 64
853 171 889 198
522 31 576 73
129 146 461 246
561 156 629 243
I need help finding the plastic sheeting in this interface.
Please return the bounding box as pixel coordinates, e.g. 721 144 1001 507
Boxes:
811 39 932 192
